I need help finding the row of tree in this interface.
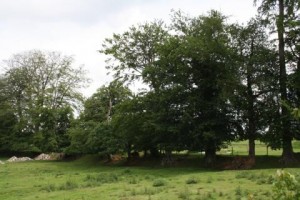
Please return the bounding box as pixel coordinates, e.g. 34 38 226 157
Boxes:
67 0 300 165
0 0 299 165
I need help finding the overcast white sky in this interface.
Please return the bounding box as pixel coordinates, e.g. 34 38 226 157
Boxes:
0 0 258 97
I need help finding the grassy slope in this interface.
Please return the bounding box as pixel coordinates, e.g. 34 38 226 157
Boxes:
0 161 274 200
1 141 300 200
0 157 299 200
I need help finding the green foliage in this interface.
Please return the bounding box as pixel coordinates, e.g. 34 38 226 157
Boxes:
152 179 167 187
272 170 300 200
178 187 191 200
1 50 87 153
58 180 79 190
185 176 198 184
67 81 131 155
100 21 169 84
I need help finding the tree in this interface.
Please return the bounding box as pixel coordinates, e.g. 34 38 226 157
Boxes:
2 50 88 152
101 10 240 166
150 10 238 165
230 18 278 158
255 0 300 163
67 81 132 156
0 76 17 152
100 21 169 89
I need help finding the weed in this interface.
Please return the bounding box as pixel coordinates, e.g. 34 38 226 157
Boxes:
130 188 136 196
256 178 266 185
186 176 198 184
178 187 190 200
206 176 213 183
58 180 79 190
84 172 119 185
207 192 213 198
153 179 166 187
267 175 274 184
143 187 155 195
235 186 242 196
42 183 56 192
247 174 257 181
128 177 138 184
235 172 248 179
122 168 131 174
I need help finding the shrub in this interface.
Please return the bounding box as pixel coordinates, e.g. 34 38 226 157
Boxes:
186 177 198 184
235 186 242 196
128 177 138 184
84 172 119 185
152 179 166 187
206 176 213 183
59 180 79 190
178 187 190 200
272 170 300 200
235 172 248 179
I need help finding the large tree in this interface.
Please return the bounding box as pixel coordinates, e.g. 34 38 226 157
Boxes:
230 18 278 158
255 0 300 163
101 10 240 166
2 50 88 152
148 10 238 165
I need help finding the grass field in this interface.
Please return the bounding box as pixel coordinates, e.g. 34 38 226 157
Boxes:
1 141 300 200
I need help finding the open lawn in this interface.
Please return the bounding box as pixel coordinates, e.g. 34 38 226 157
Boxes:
1 142 300 200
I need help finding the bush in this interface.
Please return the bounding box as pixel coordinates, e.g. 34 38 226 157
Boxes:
235 186 242 196
178 187 190 199
152 179 166 187
186 177 198 184
58 180 79 190
272 170 300 200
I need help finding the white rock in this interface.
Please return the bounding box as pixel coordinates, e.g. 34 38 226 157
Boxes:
7 156 32 162
35 153 51 160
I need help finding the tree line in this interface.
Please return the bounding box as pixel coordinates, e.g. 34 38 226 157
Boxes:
0 0 299 165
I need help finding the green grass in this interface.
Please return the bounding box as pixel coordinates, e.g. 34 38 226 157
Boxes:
1 155 300 200
218 140 300 156
1 141 300 200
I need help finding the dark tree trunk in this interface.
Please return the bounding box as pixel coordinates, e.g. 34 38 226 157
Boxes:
247 39 256 159
161 150 175 166
204 141 216 167
143 149 148 158
126 143 131 161
247 85 256 158
150 147 160 158
249 138 255 158
277 0 295 163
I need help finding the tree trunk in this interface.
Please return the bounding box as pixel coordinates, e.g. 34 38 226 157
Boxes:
277 0 296 163
143 149 148 158
150 147 160 158
204 141 216 167
249 138 255 158
247 36 256 159
126 143 131 161
107 97 112 123
161 150 175 166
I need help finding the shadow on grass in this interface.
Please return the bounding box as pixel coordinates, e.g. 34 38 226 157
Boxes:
36 152 300 175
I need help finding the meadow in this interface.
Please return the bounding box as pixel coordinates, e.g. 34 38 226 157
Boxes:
1 141 300 200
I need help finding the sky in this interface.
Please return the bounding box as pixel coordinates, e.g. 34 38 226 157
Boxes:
0 0 258 97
